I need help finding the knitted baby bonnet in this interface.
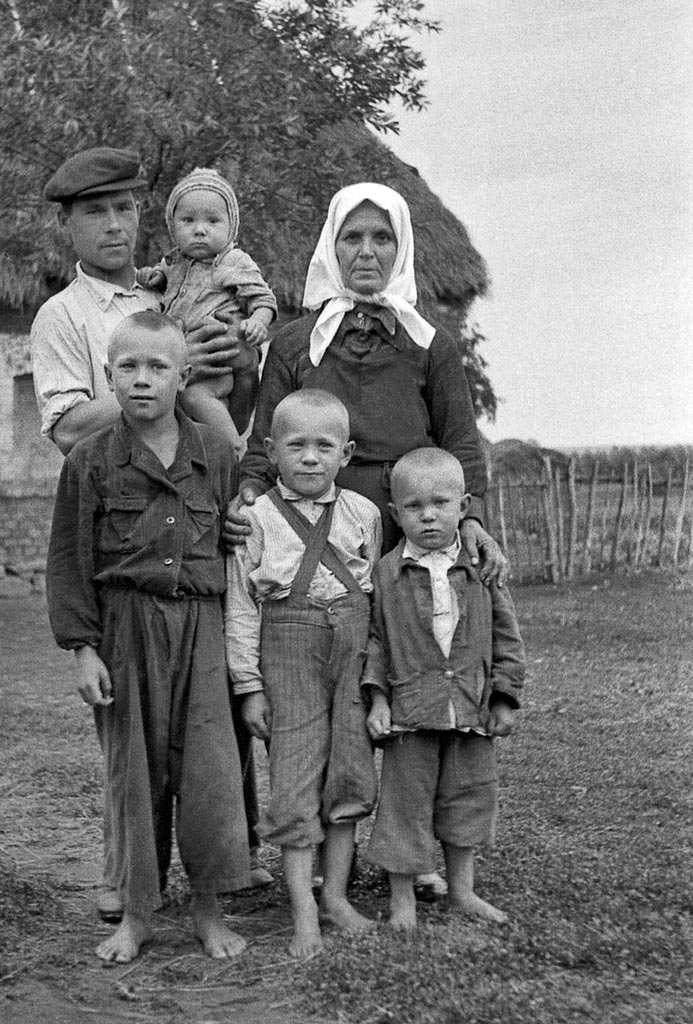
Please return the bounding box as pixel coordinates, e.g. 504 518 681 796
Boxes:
165 168 240 244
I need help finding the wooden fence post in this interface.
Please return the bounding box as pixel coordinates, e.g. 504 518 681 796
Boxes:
508 476 522 577
541 455 560 582
581 460 599 575
599 469 615 571
636 463 653 568
657 467 673 567
610 462 629 571
497 479 508 556
552 464 566 577
566 457 577 579
628 459 639 565
672 457 690 568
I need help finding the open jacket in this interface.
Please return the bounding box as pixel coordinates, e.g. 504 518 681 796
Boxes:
362 540 526 734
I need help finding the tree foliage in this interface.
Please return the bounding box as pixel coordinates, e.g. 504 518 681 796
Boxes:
1 0 436 298
0 0 498 419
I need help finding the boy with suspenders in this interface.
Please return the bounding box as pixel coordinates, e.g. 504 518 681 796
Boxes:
225 388 382 958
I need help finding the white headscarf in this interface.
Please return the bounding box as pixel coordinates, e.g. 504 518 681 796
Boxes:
302 182 436 366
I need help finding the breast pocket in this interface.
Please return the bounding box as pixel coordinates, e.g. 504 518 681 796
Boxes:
97 496 149 554
184 498 220 558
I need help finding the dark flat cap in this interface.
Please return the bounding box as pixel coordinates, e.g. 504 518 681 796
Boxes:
44 147 148 203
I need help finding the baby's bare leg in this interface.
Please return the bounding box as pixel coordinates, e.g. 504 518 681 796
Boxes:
444 844 507 923
96 909 152 963
179 378 241 453
283 845 323 958
191 893 247 959
389 873 417 932
319 822 372 934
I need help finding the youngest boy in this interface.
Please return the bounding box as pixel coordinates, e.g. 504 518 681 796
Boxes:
225 388 382 958
363 448 526 931
46 310 251 963
139 167 278 449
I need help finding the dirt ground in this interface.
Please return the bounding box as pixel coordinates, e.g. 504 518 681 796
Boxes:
1 569 692 1024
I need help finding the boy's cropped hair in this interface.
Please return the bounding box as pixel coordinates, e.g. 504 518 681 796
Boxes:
270 387 351 431
389 447 467 495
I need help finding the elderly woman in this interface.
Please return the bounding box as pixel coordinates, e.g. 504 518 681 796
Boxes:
228 181 503 573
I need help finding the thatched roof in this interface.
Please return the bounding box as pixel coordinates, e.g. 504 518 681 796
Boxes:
251 122 489 321
0 123 489 324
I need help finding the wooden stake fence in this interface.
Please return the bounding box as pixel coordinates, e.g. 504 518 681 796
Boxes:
487 456 692 583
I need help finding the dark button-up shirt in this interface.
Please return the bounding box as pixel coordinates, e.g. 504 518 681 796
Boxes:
46 413 237 649
363 540 526 734
240 309 488 523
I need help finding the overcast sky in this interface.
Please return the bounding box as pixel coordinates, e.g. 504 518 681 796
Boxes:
383 0 691 448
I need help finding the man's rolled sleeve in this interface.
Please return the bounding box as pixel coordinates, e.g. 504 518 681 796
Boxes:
31 304 96 437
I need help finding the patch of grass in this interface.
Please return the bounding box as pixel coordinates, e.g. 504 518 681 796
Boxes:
0 573 692 1023
0 865 66 984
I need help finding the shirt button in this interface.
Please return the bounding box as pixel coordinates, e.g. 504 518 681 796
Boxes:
444 670 454 678
166 516 175 524
164 558 173 565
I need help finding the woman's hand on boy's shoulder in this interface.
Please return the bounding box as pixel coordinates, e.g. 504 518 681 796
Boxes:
460 519 509 586
223 484 263 549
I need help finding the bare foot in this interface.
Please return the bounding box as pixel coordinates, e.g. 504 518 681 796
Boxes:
447 892 508 923
320 895 372 934
191 895 247 959
389 893 417 933
96 911 151 964
289 901 323 959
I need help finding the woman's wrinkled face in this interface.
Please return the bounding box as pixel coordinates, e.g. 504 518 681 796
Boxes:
335 201 397 295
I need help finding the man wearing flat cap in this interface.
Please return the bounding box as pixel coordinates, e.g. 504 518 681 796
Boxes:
31 148 162 453
31 146 269 923
32 146 248 453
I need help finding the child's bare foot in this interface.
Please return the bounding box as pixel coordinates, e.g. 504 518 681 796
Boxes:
389 898 417 933
191 894 247 959
320 895 372 934
290 900 323 959
447 892 508 923
96 911 151 963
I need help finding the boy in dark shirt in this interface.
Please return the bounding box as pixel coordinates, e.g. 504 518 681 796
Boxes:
46 310 250 963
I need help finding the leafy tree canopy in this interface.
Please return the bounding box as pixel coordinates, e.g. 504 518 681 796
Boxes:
1 0 435 298
0 0 498 419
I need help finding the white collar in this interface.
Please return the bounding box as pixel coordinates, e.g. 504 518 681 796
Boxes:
276 479 337 505
403 531 461 564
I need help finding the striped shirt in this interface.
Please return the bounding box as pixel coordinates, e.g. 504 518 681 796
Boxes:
225 480 382 693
